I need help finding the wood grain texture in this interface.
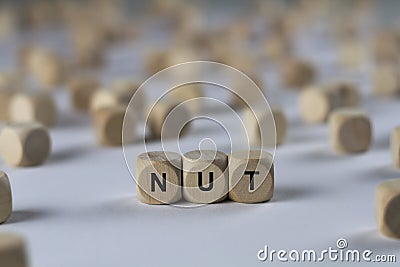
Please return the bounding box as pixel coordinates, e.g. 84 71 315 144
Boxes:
0 171 12 224
0 122 51 167
136 151 182 204
69 76 99 111
281 58 315 88
391 126 400 168
93 106 136 146
329 108 371 153
9 92 58 127
182 150 228 204
299 82 359 123
229 150 274 203
0 233 28 267
375 179 400 239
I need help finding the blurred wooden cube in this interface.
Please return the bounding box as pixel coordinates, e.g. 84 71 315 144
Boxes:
147 100 191 139
373 31 400 64
90 80 143 116
229 73 264 110
391 126 400 168
0 89 16 121
281 58 315 88
9 91 58 127
299 82 360 123
145 49 168 76
0 233 28 267
339 38 367 68
69 76 100 111
373 64 400 97
26 48 66 88
242 107 276 147
168 83 203 115
264 34 291 61
329 108 372 153
272 108 287 145
93 106 136 146
375 179 400 239
0 122 51 167
0 171 12 224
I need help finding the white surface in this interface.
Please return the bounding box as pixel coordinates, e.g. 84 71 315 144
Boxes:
1 24 400 267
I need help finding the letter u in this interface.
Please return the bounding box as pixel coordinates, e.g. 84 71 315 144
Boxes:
198 172 214 191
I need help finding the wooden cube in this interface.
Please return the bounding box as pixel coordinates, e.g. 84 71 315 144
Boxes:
27 48 66 88
9 92 58 127
339 38 366 68
299 82 360 123
391 126 400 168
272 108 287 145
93 106 136 146
264 34 291 61
145 49 168 76
0 233 28 267
229 73 264 110
373 31 400 64
375 179 400 239
0 89 15 121
168 83 203 115
0 73 23 90
242 108 277 147
373 65 400 97
147 100 191 139
0 73 24 122
182 150 228 203
281 58 315 88
90 80 143 116
71 26 106 68
329 108 372 153
0 122 51 167
229 150 274 203
0 171 12 224
69 76 99 111
136 151 182 204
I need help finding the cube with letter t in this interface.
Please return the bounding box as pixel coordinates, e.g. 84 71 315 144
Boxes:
229 150 274 203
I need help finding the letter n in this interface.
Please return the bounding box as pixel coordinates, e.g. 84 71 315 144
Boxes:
151 172 166 192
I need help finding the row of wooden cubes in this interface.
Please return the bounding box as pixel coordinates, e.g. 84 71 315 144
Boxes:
136 150 274 204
